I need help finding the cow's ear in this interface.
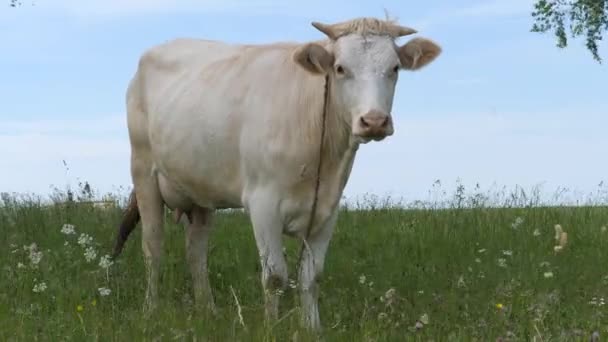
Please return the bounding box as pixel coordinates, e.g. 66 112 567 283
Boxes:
293 43 334 74
397 37 441 71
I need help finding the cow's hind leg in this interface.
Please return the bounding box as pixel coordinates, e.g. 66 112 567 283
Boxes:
131 154 165 313
246 191 288 323
298 209 338 332
184 206 216 314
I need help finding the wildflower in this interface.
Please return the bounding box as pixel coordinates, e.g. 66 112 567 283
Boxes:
288 278 297 289
477 248 486 253
601 225 607 233
511 217 524 229
64 241 69 246
497 258 507 268
457 275 466 288
84 246 97 263
23 242 37 252
27 245 43 268
543 271 554 278
419 313 429 325
61 224 76 235
98 287 111 296
539 261 550 268
359 274 366 285
17 262 25 269
32 282 47 293
76 305 84 312
98 255 113 269
554 224 563 241
495 303 503 310
414 321 423 330
381 288 396 305
589 297 605 306
533 229 541 236
502 250 513 257
558 232 568 247
77 233 93 247
475 258 481 263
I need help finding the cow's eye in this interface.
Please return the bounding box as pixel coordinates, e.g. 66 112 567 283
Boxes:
335 64 345 74
392 65 400 73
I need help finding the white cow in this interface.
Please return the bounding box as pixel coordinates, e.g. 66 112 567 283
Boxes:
112 16 441 331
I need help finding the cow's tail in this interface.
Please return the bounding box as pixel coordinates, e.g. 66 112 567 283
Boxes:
112 189 141 259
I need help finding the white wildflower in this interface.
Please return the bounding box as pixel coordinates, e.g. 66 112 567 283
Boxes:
60 224 76 235
554 224 563 241
359 274 366 285
98 287 111 296
601 225 607 233
28 245 43 268
502 250 513 257
32 282 47 293
543 271 554 278
84 246 97 263
533 229 541 236
23 242 37 251
382 288 396 305
77 233 93 247
477 248 486 253
419 313 429 325
98 255 113 269
589 297 605 306
457 275 466 288
17 262 25 269
288 278 297 289
497 258 507 268
511 217 524 229
475 258 481 263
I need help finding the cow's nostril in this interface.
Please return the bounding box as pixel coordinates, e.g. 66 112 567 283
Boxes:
381 117 389 127
360 117 370 128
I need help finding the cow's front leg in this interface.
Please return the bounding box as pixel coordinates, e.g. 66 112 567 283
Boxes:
184 206 216 314
298 208 338 333
247 192 288 323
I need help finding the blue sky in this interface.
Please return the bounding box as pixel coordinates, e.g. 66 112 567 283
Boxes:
1 0 607 204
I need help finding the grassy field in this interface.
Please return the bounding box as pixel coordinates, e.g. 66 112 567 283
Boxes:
1 184 608 341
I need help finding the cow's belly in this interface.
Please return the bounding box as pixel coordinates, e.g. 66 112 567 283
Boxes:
149 118 245 210
153 158 244 210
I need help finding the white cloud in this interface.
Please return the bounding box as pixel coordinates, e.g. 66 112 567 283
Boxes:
6 0 331 19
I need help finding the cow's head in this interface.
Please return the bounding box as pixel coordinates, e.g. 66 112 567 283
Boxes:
294 17 441 143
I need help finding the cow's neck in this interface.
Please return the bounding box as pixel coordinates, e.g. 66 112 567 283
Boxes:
312 78 360 218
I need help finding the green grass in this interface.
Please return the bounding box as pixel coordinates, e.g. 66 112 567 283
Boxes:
1 187 608 341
